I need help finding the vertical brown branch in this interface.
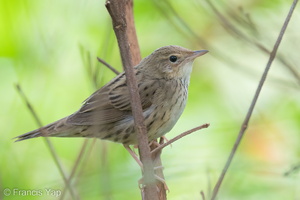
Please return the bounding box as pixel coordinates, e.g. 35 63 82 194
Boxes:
105 0 160 200
210 0 298 199
105 0 141 66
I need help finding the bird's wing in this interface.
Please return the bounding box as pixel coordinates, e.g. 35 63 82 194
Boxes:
66 73 158 125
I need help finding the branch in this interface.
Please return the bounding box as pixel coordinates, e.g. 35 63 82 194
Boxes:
151 123 210 155
105 0 141 66
284 162 300 176
15 84 78 200
97 57 120 75
59 139 89 200
105 0 159 199
206 0 300 86
211 1 298 199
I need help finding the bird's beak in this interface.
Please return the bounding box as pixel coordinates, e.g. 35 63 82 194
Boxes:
193 50 209 58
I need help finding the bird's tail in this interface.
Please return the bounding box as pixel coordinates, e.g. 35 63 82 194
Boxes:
14 118 69 142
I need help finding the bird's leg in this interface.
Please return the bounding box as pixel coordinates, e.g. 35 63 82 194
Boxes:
123 144 143 168
124 140 162 167
150 136 170 149
161 136 171 147
148 140 159 148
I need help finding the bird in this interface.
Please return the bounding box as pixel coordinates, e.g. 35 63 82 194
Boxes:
15 45 208 145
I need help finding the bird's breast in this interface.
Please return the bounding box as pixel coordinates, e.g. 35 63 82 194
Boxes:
146 79 189 139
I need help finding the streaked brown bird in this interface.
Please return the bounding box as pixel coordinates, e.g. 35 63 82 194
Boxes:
15 45 208 145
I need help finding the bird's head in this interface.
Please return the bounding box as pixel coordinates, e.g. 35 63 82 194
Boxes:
138 45 208 80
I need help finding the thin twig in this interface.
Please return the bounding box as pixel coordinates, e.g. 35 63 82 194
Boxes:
150 0 192 42
151 0 207 46
74 139 97 183
59 139 89 200
206 168 212 199
151 123 210 155
97 57 120 75
200 191 206 200
206 0 300 86
205 0 249 42
163 0 207 46
155 0 272 89
15 83 78 200
211 1 298 199
284 163 300 176
67 47 114 200
75 41 118 200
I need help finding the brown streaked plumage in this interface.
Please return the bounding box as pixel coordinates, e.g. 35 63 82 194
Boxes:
15 46 208 144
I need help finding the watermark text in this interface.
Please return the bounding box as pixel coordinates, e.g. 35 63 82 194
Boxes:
3 188 61 197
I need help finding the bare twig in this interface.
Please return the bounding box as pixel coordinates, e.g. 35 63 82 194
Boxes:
97 57 120 75
200 191 206 200
85 51 98 89
151 123 210 155
77 45 115 200
74 139 97 183
206 168 212 199
211 1 298 199
148 123 210 199
64 45 112 200
150 0 192 42
284 163 300 176
79 44 94 87
151 0 207 47
15 84 78 200
205 0 249 42
59 139 89 200
105 0 159 199
206 0 300 86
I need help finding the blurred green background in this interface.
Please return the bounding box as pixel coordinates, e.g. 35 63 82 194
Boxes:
1 0 300 199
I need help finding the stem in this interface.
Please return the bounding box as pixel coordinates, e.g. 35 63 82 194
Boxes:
211 1 298 199
105 0 159 199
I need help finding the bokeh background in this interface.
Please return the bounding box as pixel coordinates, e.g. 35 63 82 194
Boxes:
1 0 300 199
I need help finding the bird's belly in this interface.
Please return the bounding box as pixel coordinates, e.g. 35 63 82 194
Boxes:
147 96 187 140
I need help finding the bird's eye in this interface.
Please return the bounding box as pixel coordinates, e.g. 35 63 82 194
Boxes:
169 55 177 63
